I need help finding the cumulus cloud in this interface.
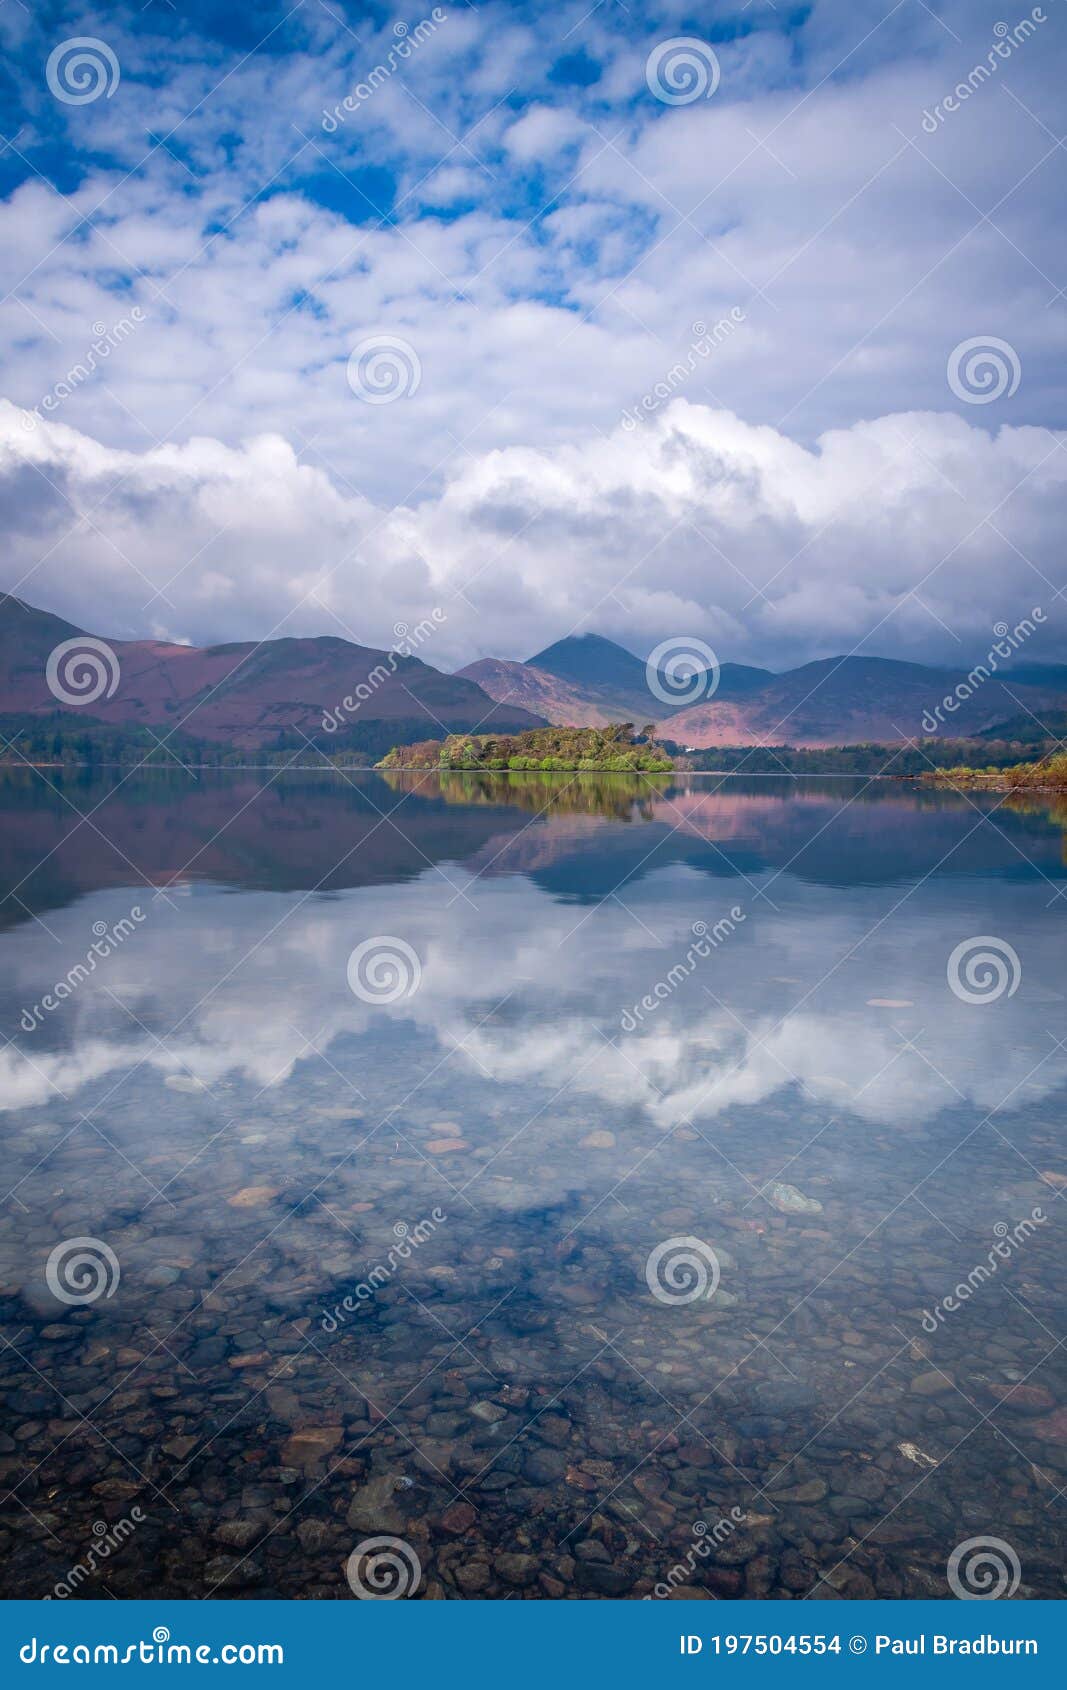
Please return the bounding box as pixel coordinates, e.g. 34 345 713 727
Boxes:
2 397 1064 668
2 867 1063 1163
0 0 1063 663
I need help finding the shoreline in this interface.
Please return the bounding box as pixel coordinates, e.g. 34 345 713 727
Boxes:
1 760 911 778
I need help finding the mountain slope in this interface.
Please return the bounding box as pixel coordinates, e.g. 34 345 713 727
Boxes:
0 594 544 749
527 633 657 696
461 634 1067 748
660 656 1067 747
464 633 774 726
457 658 626 727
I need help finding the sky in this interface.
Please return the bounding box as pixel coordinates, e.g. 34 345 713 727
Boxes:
0 0 1064 672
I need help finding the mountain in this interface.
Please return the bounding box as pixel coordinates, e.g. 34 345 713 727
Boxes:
459 636 1067 748
460 634 773 728
5 593 1065 755
527 633 660 696
0 594 544 751
661 656 1067 748
456 658 619 727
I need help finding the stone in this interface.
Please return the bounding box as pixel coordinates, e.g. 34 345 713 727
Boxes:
346 1473 406 1533
986 1382 1054 1414
565 1465 598 1491
228 1186 280 1209
1028 1406 1067 1443
454 1561 490 1593
163 1435 198 1459
494 1552 540 1586
440 1500 477 1534
772 1478 827 1504
296 1519 335 1551
281 1426 343 1469
523 1447 567 1484
470 1400 507 1425
214 1518 262 1550
535 1415 571 1447
575 1561 633 1595
766 1182 823 1216
910 1370 953 1396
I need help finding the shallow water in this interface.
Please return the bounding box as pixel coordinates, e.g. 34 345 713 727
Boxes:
0 767 1064 1600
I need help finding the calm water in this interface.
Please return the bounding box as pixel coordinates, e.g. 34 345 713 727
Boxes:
0 768 1064 1600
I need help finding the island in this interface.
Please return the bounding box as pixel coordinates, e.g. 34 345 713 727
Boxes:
920 751 1067 792
376 723 674 772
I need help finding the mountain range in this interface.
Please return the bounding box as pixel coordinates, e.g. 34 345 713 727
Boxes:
2 595 1065 754
461 632 1067 748
0 594 542 753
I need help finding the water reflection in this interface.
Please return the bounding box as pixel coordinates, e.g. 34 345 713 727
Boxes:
0 770 1063 1599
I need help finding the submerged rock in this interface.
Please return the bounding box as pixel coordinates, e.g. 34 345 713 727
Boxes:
766 1182 823 1216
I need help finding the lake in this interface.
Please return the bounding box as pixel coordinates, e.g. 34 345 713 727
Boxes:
0 767 1063 1600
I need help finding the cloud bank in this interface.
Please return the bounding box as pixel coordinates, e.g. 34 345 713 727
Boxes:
2 398 1064 669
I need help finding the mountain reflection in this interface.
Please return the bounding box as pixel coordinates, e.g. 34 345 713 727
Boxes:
1 768 1065 936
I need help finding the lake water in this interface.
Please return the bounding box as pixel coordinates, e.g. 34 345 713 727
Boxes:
0 768 1064 1600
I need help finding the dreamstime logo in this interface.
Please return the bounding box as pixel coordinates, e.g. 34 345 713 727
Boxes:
47 1509 145 1599
920 11 1047 132
646 1510 747 1599
22 309 147 433
646 37 721 105
345 1535 422 1599
346 335 421 403
46 37 120 105
46 637 121 707
620 311 745 430
347 937 422 1003
947 336 1020 404
321 1209 446 1327
45 1237 120 1306
947 935 1021 1004
920 609 1045 733
620 907 745 1032
321 610 446 731
322 10 448 131
947 1536 1021 1600
20 906 147 1033
645 1236 721 1304
920 1207 1046 1332
646 637 720 707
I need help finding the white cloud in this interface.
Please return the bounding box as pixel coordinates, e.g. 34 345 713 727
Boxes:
2 398 1063 668
0 0 1063 661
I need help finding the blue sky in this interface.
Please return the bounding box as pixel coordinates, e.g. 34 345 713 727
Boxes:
0 0 1064 669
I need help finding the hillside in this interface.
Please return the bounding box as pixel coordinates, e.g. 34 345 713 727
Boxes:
460 635 1067 748
460 635 772 728
0 594 544 753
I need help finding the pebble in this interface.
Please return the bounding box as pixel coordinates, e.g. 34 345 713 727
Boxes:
494 1553 540 1587
440 1501 477 1534
766 1182 823 1216
910 1370 953 1396
280 1427 343 1469
227 1185 280 1208
986 1382 1054 1413
470 1401 507 1425
454 1562 490 1593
